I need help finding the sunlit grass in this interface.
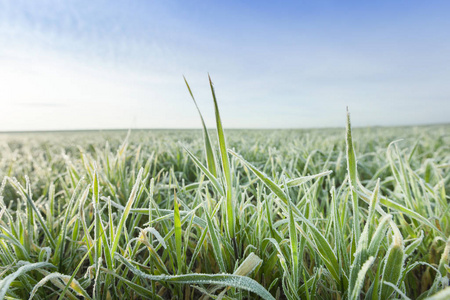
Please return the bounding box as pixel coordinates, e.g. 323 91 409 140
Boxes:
0 79 449 299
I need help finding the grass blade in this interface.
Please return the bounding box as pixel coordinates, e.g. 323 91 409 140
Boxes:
115 254 275 300
346 108 361 244
209 75 235 239
350 256 375 300
183 146 224 196
0 262 55 299
173 192 183 274
426 287 450 300
111 168 144 256
184 76 218 177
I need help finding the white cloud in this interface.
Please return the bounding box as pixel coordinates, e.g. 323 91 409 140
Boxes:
0 1 449 131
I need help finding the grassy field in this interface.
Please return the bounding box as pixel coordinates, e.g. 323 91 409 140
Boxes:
0 86 449 299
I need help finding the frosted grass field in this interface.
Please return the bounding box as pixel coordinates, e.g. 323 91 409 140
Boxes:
0 83 449 299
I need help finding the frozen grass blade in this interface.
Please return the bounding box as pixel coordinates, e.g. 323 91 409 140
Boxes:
57 245 95 300
288 200 299 286
173 192 182 274
349 180 380 295
346 108 361 244
350 256 375 300
281 170 332 188
111 168 144 256
0 87 448 299
426 287 450 300
204 202 226 273
229 150 288 204
184 76 218 178
382 282 411 300
209 75 235 239
101 267 163 299
7 178 57 249
92 168 103 300
367 214 392 256
0 262 55 299
183 146 224 196
438 237 449 276
29 272 92 300
356 183 443 236
115 254 275 300
229 149 343 286
380 224 405 299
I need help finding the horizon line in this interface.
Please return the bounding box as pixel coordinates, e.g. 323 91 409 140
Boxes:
0 122 449 134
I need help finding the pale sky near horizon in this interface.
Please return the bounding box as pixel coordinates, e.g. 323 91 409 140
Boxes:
0 0 449 131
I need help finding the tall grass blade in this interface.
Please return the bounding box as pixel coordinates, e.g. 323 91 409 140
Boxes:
209 75 235 239
184 76 218 177
173 192 183 274
111 168 144 256
346 108 361 245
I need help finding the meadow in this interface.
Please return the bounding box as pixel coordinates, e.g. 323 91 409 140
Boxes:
0 83 449 299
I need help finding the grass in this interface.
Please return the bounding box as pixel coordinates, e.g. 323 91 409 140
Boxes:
0 79 449 299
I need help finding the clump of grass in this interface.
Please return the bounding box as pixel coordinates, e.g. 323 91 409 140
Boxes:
0 78 449 299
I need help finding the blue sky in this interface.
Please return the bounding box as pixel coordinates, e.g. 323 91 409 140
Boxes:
0 0 449 131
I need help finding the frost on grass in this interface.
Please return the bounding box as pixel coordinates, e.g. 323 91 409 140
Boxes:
0 116 448 299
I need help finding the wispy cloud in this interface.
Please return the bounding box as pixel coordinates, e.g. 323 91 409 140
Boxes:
0 1 449 131
15 102 68 107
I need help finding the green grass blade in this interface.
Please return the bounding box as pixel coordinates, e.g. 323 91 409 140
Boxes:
229 149 343 286
7 178 57 249
58 244 95 300
30 271 92 300
92 167 103 300
204 203 226 273
367 214 392 256
346 108 361 243
357 183 444 237
380 224 405 299
350 180 380 294
101 267 164 299
426 287 450 300
184 76 218 177
111 168 144 256
281 170 332 188
350 256 375 300
289 200 299 286
229 150 288 204
173 193 182 274
183 146 224 196
115 254 275 300
209 75 234 239
0 262 55 299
